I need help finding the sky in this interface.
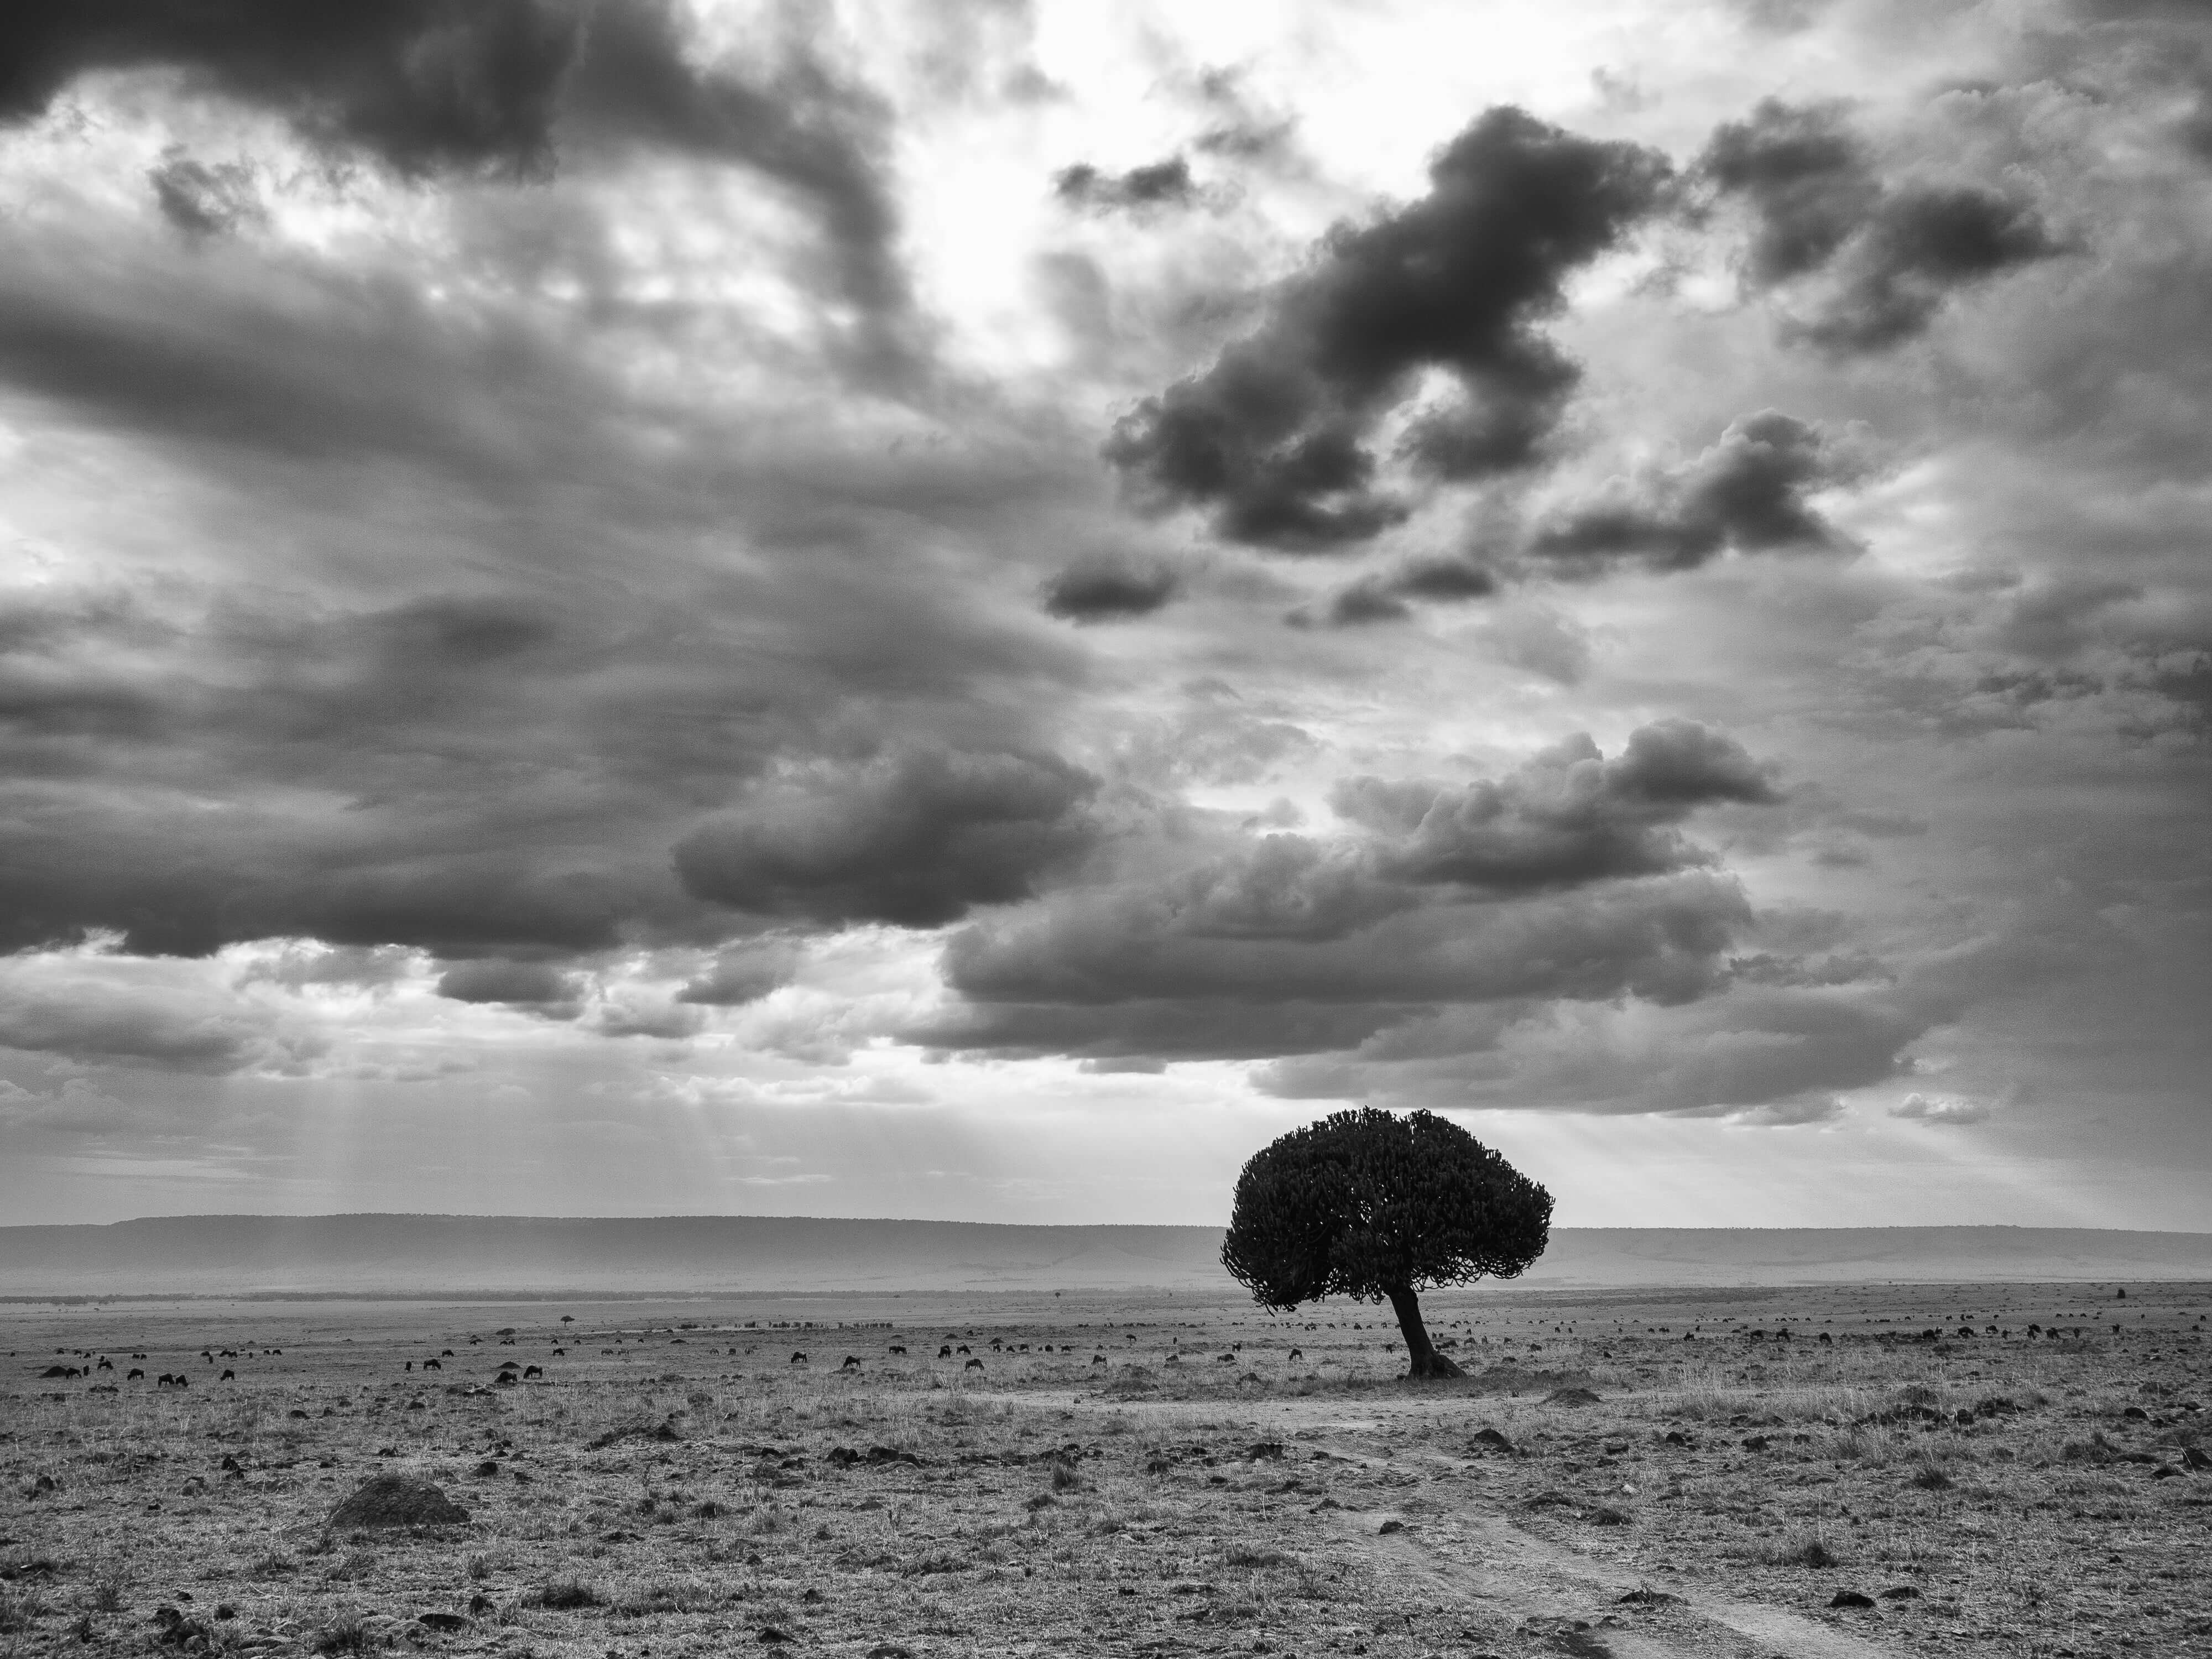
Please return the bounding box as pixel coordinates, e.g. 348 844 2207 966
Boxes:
0 0 2206 1230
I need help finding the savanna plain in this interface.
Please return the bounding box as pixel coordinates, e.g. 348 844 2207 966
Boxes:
2 1280 2206 1659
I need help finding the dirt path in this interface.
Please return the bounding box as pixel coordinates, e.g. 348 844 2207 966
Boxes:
973 1391 1903 1657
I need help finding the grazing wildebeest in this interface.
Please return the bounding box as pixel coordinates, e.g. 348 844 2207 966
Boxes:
552 1348 565 1357
964 1357 984 1371
938 1345 953 1359
441 1349 455 1357
406 1360 414 1371
889 1345 906 1355
1288 1348 1303 1361
424 1358 441 1370
790 1352 808 1365
956 1345 970 1355
523 1365 542 1379
127 1368 144 1380
842 1356 862 1371
1092 1354 1106 1366
96 1357 112 1371
494 1371 517 1386
220 1369 235 1380
40 1365 77 1379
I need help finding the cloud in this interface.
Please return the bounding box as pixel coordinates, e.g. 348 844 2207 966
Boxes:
1802 186 2065 353
0 0 914 366
147 149 265 239
435 958 585 1014
925 871 1754 1062
1890 1091 1991 1125
1699 98 1881 287
916 721 1778 1063
1253 975 1938 1120
1041 561 1180 622
677 940 802 1006
1105 107 1673 550
0 948 299 1072
1699 98 2063 352
1302 559 1498 627
1053 156 1197 212
1524 411 1856 576
1338 721 1781 890
674 749 1102 930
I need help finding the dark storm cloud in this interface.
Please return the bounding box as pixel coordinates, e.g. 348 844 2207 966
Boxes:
915 722 1777 1063
1041 561 1180 622
1698 98 2062 352
435 958 584 1010
0 0 911 356
1339 722 1780 890
1525 411 1853 576
1802 185 2063 352
1105 107 1673 550
1301 558 1498 627
674 749 1102 930
677 940 802 1007
922 871 1752 1061
1053 156 1197 212
0 467 1088 964
1252 974 1937 1119
1699 99 1879 286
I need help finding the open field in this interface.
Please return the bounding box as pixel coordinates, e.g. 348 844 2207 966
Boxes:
2 1279 2206 1658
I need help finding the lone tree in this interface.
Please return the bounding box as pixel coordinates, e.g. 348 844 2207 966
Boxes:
1222 1107 1552 1379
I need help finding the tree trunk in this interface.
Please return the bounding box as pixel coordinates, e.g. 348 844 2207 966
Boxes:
1385 1284 1463 1379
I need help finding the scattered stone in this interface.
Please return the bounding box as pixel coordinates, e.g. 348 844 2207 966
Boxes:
759 1627 792 1644
328 1474 470 1530
867 1647 915 1659
1829 1591 1877 1609
1589 1506 1631 1526
1377 1519 1406 1534
419 1611 469 1631
1617 1589 1684 1607
1472 1428 1514 1451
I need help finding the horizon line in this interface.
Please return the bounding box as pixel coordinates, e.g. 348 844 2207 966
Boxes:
7 1212 2210 1238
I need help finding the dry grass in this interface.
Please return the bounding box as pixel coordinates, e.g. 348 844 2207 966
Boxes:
0 1281 2203 1657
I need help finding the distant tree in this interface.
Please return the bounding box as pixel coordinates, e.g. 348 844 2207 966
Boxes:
1221 1107 1552 1379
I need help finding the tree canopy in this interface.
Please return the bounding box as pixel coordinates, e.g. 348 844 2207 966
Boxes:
1221 1107 1552 1376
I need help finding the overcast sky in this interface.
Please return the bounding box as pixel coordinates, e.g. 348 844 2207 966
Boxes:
1 0 2205 1230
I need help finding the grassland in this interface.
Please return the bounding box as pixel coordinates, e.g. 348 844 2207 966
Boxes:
1 1278 2204 1657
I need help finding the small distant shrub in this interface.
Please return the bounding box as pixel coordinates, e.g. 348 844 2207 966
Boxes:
1224 1546 1295 1569
540 1579 603 1610
311 1613 378 1654
1760 1536 1839 1568
465 1554 491 1582
1050 1461 1082 1492
90 1571 127 1613
1912 1465 1954 1491
0 1585 50 1632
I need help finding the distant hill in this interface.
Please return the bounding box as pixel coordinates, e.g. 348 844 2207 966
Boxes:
1 1215 2207 1297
